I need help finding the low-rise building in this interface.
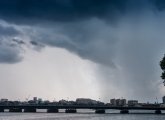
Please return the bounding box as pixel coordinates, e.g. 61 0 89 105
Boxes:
76 98 98 105
128 100 138 106
33 97 37 102
116 99 121 106
110 99 116 106
0 99 8 102
110 99 126 106
59 99 68 105
38 98 43 104
120 99 126 106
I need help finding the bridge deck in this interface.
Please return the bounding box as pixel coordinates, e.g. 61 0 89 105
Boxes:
0 105 164 110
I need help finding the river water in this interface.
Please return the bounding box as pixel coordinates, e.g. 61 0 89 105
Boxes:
0 110 165 120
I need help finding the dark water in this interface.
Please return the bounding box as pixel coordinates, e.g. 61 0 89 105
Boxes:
0 110 165 120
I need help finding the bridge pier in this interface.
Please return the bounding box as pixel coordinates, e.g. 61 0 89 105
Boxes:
0 108 4 112
9 108 22 112
120 109 129 114
95 109 105 114
47 108 59 113
155 110 161 114
24 108 36 113
65 109 77 113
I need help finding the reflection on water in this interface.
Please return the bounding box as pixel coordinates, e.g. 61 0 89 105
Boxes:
0 110 165 120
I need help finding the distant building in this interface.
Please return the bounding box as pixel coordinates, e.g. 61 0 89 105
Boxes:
0 99 8 102
163 96 165 104
38 98 43 104
141 103 160 107
67 101 76 105
33 97 37 102
110 99 116 105
43 100 50 105
76 98 98 105
110 99 126 106
116 99 120 106
28 100 36 104
128 100 138 106
59 99 68 105
120 99 126 106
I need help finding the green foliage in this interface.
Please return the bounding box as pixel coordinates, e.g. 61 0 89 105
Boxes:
160 55 165 70
161 72 165 79
160 55 165 85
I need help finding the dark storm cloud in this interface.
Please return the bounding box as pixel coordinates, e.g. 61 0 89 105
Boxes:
0 0 164 23
0 23 23 63
12 38 25 45
0 0 127 22
0 24 19 37
29 19 118 66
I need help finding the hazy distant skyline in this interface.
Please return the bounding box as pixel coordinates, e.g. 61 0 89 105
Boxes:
0 0 165 102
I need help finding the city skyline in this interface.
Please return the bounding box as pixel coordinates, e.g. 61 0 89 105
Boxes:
0 0 165 103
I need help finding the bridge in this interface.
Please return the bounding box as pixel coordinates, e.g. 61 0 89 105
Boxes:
0 105 164 114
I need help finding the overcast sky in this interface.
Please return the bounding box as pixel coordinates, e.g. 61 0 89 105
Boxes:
0 0 165 102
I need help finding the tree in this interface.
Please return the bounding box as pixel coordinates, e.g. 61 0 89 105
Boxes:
160 54 165 85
